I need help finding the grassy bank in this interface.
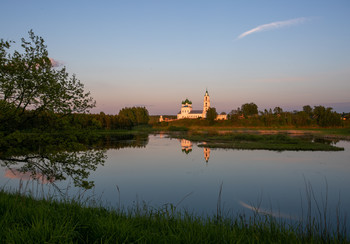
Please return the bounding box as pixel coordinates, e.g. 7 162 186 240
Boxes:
172 133 344 151
0 190 348 243
154 120 350 138
90 125 346 151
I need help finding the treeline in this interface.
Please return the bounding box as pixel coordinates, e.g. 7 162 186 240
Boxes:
227 103 343 127
0 106 150 132
71 107 150 130
156 103 346 128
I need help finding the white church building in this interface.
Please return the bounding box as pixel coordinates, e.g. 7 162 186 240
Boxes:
176 90 227 120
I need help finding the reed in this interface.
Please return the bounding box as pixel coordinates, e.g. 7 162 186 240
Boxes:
0 187 348 243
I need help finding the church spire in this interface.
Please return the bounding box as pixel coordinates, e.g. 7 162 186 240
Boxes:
203 89 210 117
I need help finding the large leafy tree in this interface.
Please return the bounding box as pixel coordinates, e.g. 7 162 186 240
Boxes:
118 107 149 126
0 30 95 131
206 107 218 125
303 105 313 116
313 105 341 127
241 102 258 117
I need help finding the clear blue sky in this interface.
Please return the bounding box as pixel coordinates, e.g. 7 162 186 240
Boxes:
1 0 350 114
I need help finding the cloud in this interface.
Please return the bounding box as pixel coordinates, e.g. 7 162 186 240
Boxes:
5 169 55 184
237 17 307 40
239 201 297 219
49 58 63 67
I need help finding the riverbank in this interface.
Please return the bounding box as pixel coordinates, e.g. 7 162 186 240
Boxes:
0 190 347 243
2 125 348 154
152 121 350 139
169 132 344 151
83 126 349 151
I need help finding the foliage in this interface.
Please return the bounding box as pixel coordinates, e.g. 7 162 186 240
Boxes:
313 105 342 127
303 105 313 115
273 106 283 114
0 30 95 132
118 106 149 127
225 103 344 128
241 102 258 117
206 107 217 124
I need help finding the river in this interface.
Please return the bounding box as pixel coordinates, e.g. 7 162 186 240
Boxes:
1 133 350 226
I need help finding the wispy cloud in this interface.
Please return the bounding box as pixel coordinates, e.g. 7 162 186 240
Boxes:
237 17 307 40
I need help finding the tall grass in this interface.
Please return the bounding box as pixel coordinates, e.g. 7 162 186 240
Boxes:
0 186 348 243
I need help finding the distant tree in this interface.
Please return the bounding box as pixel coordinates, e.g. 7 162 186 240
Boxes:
118 107 149 127
206 107 217 124
229 107 241 116
303 105 313 116
135 107 150 124
313 105 341 127
273 107 283 115
228 108 241 123
241 103 258 117
119 107 136 125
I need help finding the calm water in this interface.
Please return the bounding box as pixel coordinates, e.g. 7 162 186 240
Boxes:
1 134 350 223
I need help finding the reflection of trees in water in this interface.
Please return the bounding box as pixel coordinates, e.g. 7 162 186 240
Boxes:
298 135 340 145
90 134 149 149
1 149 106 190
0 133 149 190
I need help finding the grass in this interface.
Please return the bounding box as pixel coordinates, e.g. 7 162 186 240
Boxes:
167 125 189 132
0 189 348 243
171 133 345 151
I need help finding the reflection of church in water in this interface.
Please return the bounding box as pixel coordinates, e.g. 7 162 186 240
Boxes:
180 139 211 163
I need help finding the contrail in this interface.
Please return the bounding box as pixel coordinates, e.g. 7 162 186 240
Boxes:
237 17 307 40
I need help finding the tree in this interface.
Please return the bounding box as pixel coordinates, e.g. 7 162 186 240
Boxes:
273 106 283 115
206 107 217 125
241 102 258 117
118 107 149 127
0 30 95 131
313 105 341 127
303 105 313 116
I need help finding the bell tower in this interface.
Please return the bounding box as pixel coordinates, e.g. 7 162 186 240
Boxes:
203 89 210 117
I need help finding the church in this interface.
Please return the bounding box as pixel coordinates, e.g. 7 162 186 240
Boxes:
177 90 227 120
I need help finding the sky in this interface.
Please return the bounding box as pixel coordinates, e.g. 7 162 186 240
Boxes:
1 0 350 114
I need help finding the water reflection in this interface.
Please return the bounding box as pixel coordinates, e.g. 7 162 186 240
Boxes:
5 168 55 184
91 134 149 149
180 139 192 154
204 147 210 163
179 139 211 163
0 133 150 190
1 149 106 189
1 133 350 233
